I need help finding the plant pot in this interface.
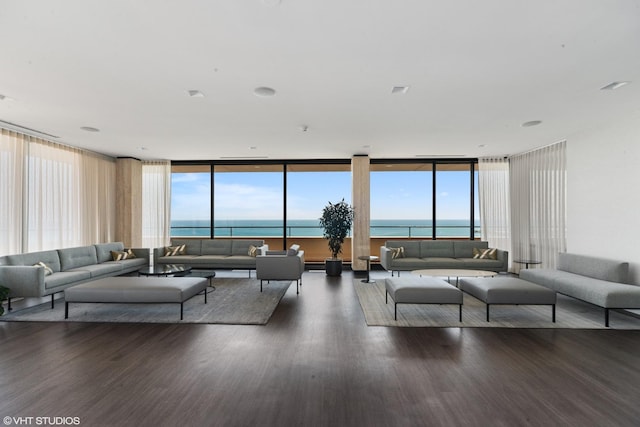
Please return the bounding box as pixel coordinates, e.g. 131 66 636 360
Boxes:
325 258 343 276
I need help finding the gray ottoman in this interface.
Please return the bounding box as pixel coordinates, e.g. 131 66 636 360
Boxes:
64 276 208 320
459 277 557 322
385 277 463 321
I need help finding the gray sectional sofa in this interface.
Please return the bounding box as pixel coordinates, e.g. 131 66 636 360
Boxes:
520 252 640 326
380 240 508 276
153 239 267 276
0 242 149 309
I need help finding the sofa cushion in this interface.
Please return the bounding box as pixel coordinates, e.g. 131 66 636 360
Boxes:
201 239 232 255
472 247 497 260
455 241 488 258
390 247 405 259
232 240 264 256
33 261 54 276
171 239 202 255
558 253 628 283
386 241 420 258
287 244 301 256
95 242 125 263
68 263 123 278
418 257 464 269
58 246 98 271
420 241 454 258
7 250 62 272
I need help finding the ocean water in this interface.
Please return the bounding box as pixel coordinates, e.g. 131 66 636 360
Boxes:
171 219 481 238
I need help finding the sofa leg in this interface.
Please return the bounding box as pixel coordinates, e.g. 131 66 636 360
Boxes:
296 280 299 295
8 297 12 311
180 302 183 321
552 304 556 323
65 302 69 319
394 303 397 320
459 304 462 322
605 308 609 327
51 294 55 309
260 280 263 292
486 304 490 322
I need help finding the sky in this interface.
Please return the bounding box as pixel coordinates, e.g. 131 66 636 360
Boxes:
171 170 479 221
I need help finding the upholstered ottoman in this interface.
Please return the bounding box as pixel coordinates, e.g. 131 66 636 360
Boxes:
64 276 208 320
385 277 463 321
459 277 557 322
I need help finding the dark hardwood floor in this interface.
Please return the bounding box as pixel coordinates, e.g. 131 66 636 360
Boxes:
2 270 640 427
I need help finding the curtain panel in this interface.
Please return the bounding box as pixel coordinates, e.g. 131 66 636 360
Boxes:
0 128 116 255
0 129 25 255
142 161 171 249
478 157 511 270
509 141 567 272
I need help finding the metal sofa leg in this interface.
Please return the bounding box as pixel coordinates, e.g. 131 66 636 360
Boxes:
605 308 609 327
8 297 12 311
51 294 55 309
65 302 69 319
486 304 490 322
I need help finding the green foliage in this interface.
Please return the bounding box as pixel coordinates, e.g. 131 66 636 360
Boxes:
319 199 354 259
0 285 9 316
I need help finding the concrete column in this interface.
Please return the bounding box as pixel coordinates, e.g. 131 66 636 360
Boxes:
115 157 142 247
351 155 370 271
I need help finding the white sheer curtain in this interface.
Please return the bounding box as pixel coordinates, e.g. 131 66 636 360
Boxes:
510 141 567 272
27 139 83 250
79 152 116 244
1 128 117 254
142 161 171 248
0 129 25 255
478 157 511 270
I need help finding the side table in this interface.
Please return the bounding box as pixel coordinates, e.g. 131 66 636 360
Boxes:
358 255 379 284
513 259 542 270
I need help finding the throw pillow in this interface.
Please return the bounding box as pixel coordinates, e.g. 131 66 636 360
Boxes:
472 247 498 260
390 247 405 259
33 261 53 276
164 244 186 256
111 250 129 261
248 245 258 257
125 248 137 259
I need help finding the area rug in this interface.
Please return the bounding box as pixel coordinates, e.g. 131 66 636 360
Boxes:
0 278 293 325
354 280 640 329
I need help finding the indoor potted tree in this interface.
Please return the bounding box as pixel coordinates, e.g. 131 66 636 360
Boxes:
319 199 354 276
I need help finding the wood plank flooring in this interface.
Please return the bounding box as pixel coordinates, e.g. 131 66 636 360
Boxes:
2 270 640 426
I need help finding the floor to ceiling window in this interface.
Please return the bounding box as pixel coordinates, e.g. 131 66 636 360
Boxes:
285 163 352 238
170 164 211 237
370 163 433 238
435 162 474 238
213 164 284 237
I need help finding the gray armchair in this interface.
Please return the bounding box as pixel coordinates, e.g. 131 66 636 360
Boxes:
256 244 305 294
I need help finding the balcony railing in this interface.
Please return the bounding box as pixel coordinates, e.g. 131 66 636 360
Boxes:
170 224 482 238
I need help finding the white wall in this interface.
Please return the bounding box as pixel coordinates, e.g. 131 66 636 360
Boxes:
567 111 640 285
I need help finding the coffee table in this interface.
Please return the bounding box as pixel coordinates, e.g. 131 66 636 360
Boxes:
412 269 497 287
138 264 192 277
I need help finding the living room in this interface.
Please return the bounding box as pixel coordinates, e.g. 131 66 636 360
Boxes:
1 1 640 426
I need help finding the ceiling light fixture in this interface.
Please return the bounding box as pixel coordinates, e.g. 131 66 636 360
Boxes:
254 87 276 97
522 120 542 127
391 86 410 94
188 90 205 97
80 126 100 132
600 81 631 91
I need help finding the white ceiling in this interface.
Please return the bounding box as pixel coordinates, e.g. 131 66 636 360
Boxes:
1 0 639 161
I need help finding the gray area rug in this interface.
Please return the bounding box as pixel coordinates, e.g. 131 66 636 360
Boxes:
355 279 640 329
1 278 292 325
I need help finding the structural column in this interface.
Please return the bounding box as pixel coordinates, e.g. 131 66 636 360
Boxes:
351 155 370 272
115 157 142 248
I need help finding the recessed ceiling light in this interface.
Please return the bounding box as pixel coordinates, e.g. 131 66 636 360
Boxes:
261 0 282 5
80 126 100 132
391 86 410 94
254 87 276 97
478 144 486 148
522 120 542 127
188 90 205 98
600 81 631 91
